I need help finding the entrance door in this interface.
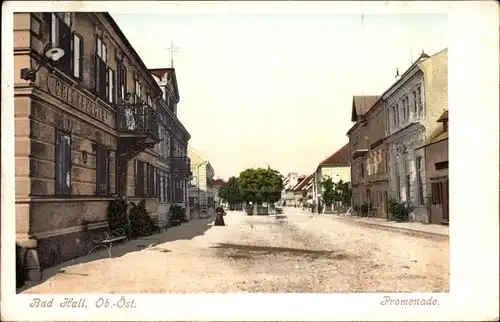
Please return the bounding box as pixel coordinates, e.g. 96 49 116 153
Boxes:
441 180 449 223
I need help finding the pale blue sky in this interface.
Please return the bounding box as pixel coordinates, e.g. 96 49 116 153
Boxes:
111 13 448 179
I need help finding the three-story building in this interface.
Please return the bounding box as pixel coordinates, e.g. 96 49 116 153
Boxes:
14 12 189 280
347 96 380 208
150 68 191 223
385 49 447 223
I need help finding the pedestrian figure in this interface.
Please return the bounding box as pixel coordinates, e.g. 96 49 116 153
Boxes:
214 206 226 226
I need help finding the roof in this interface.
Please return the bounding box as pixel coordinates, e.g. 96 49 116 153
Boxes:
318 143 350 167
418 131 448 149
149 68 180 103
212 178 225 187
293 173 314 192
437 110 448 122
104 13 160 96
351 96 381 122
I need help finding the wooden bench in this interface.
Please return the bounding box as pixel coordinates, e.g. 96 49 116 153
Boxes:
154 218 168 233
87 228 128 258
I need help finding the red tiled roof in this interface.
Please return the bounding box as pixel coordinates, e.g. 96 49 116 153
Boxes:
319 143 350 167
293 173 314 192
351 95 381 122
149 68 174 80
212 178 225 187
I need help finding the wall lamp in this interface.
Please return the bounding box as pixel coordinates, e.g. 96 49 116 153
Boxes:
20 43 66 82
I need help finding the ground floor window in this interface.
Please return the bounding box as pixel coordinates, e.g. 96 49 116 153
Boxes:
55 131 72 196
431 181 444 204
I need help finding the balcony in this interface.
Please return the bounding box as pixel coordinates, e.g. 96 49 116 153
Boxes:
117 103 160 160
169 156 192 177
117 104 160 142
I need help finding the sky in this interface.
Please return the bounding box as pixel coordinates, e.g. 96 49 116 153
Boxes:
111 12 448 180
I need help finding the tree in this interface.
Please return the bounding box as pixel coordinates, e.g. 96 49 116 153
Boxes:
218 176 241 210
237 167 284 215
321 176 335 210
331 179 351 212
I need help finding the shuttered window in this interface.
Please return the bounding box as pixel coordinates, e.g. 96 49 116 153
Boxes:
135 160 145 197
57 17 72 75
96 145 108 196
72 33 83 79
108 68 115 103
55 131 72 195
117 60 127 101
96 38 108 101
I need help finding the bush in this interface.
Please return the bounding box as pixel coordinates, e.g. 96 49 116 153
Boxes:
170 205 188 225
388 198 415 222
107 198 131 236
276 207 283 214
129 200 156 238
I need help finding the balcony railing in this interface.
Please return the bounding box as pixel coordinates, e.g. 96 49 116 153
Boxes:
169 156 191 173
117 104 160 142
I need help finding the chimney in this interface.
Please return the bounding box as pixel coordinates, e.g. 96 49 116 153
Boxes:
395 68 400 81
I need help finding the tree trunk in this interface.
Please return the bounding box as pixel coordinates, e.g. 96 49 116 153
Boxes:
253 202 258 216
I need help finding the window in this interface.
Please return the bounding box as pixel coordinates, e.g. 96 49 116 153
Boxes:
117 59 127 101
360 162 364 178
55 131 72 195
96 145 108 196
431 182 443 204
135 160 145 197
50 13 73 75
96 37 108 101
72 33 83 79
147 94 152 107
416 156 424 205
412 91 418 113
417 86 423 113
107 68 115 103
391 105 397 125
134 78 142 104
148 164 157 198
402 98 407 120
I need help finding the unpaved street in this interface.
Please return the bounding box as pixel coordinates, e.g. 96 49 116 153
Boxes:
22 209 449 293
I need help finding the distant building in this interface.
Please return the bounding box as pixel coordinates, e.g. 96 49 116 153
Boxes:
212 178 225 206
281 172 299 206
188 146 215 219
313 143 351 210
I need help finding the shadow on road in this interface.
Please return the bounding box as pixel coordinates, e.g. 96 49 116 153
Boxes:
19 216 215 293
211 243 355 261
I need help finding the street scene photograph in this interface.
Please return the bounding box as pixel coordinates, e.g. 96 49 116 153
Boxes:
11 8 452 294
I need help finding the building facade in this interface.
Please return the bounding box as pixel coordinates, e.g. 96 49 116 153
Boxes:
313 143 350 210
212 178 225 206
14 12 190 280
363 98 390 218
188 146 215 219
150 68 191 222
347 96 380 208
281 172 299 206
385 49 448 223
418 110 449 225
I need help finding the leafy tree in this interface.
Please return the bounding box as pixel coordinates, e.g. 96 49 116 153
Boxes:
321 176 336 209
237 167 284 215
218 176 241 210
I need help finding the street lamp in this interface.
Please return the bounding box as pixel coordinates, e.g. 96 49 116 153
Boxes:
20 43 66 82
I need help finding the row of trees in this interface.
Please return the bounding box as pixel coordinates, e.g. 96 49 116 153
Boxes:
218 167 284 214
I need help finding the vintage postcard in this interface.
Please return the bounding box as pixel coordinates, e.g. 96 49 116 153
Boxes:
1 1 498 321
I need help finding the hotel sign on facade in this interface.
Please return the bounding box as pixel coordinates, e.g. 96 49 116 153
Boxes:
47 74 111 125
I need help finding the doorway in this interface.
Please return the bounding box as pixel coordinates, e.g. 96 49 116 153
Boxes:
441 180 449 224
